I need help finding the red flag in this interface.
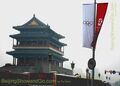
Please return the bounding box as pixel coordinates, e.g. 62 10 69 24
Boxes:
92 3 108 48
96 3 108 32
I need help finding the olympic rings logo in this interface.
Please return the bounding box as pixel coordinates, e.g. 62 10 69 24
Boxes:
83 20 94 26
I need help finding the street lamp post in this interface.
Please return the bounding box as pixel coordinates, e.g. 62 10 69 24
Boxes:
86 68 89 79
86 68 90 86
48 53 52 73
98 73 101 79
71 61 75 75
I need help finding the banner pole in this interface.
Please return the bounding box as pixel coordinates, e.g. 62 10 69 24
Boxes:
92 0 96 86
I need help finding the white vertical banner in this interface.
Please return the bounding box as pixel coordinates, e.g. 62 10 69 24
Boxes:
82 4 94 48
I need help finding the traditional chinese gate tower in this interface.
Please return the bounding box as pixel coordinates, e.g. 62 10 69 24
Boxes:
7 15 72 75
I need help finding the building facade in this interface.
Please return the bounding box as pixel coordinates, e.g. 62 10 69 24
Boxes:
6 15 72 75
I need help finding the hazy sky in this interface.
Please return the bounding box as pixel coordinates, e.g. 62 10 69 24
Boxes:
0 0 120 82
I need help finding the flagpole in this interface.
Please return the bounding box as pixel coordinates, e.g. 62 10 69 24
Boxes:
92 0 96 86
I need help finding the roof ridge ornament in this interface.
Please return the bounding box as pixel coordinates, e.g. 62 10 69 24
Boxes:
33 14 35 18
47 24 50 28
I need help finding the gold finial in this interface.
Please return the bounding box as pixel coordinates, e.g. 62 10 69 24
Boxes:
29 20 38 26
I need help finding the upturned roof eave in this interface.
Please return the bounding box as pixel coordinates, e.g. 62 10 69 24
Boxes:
6 51 68 61
12 15 65 39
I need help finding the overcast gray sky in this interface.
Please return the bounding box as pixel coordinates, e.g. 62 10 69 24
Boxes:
0 0 120 82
